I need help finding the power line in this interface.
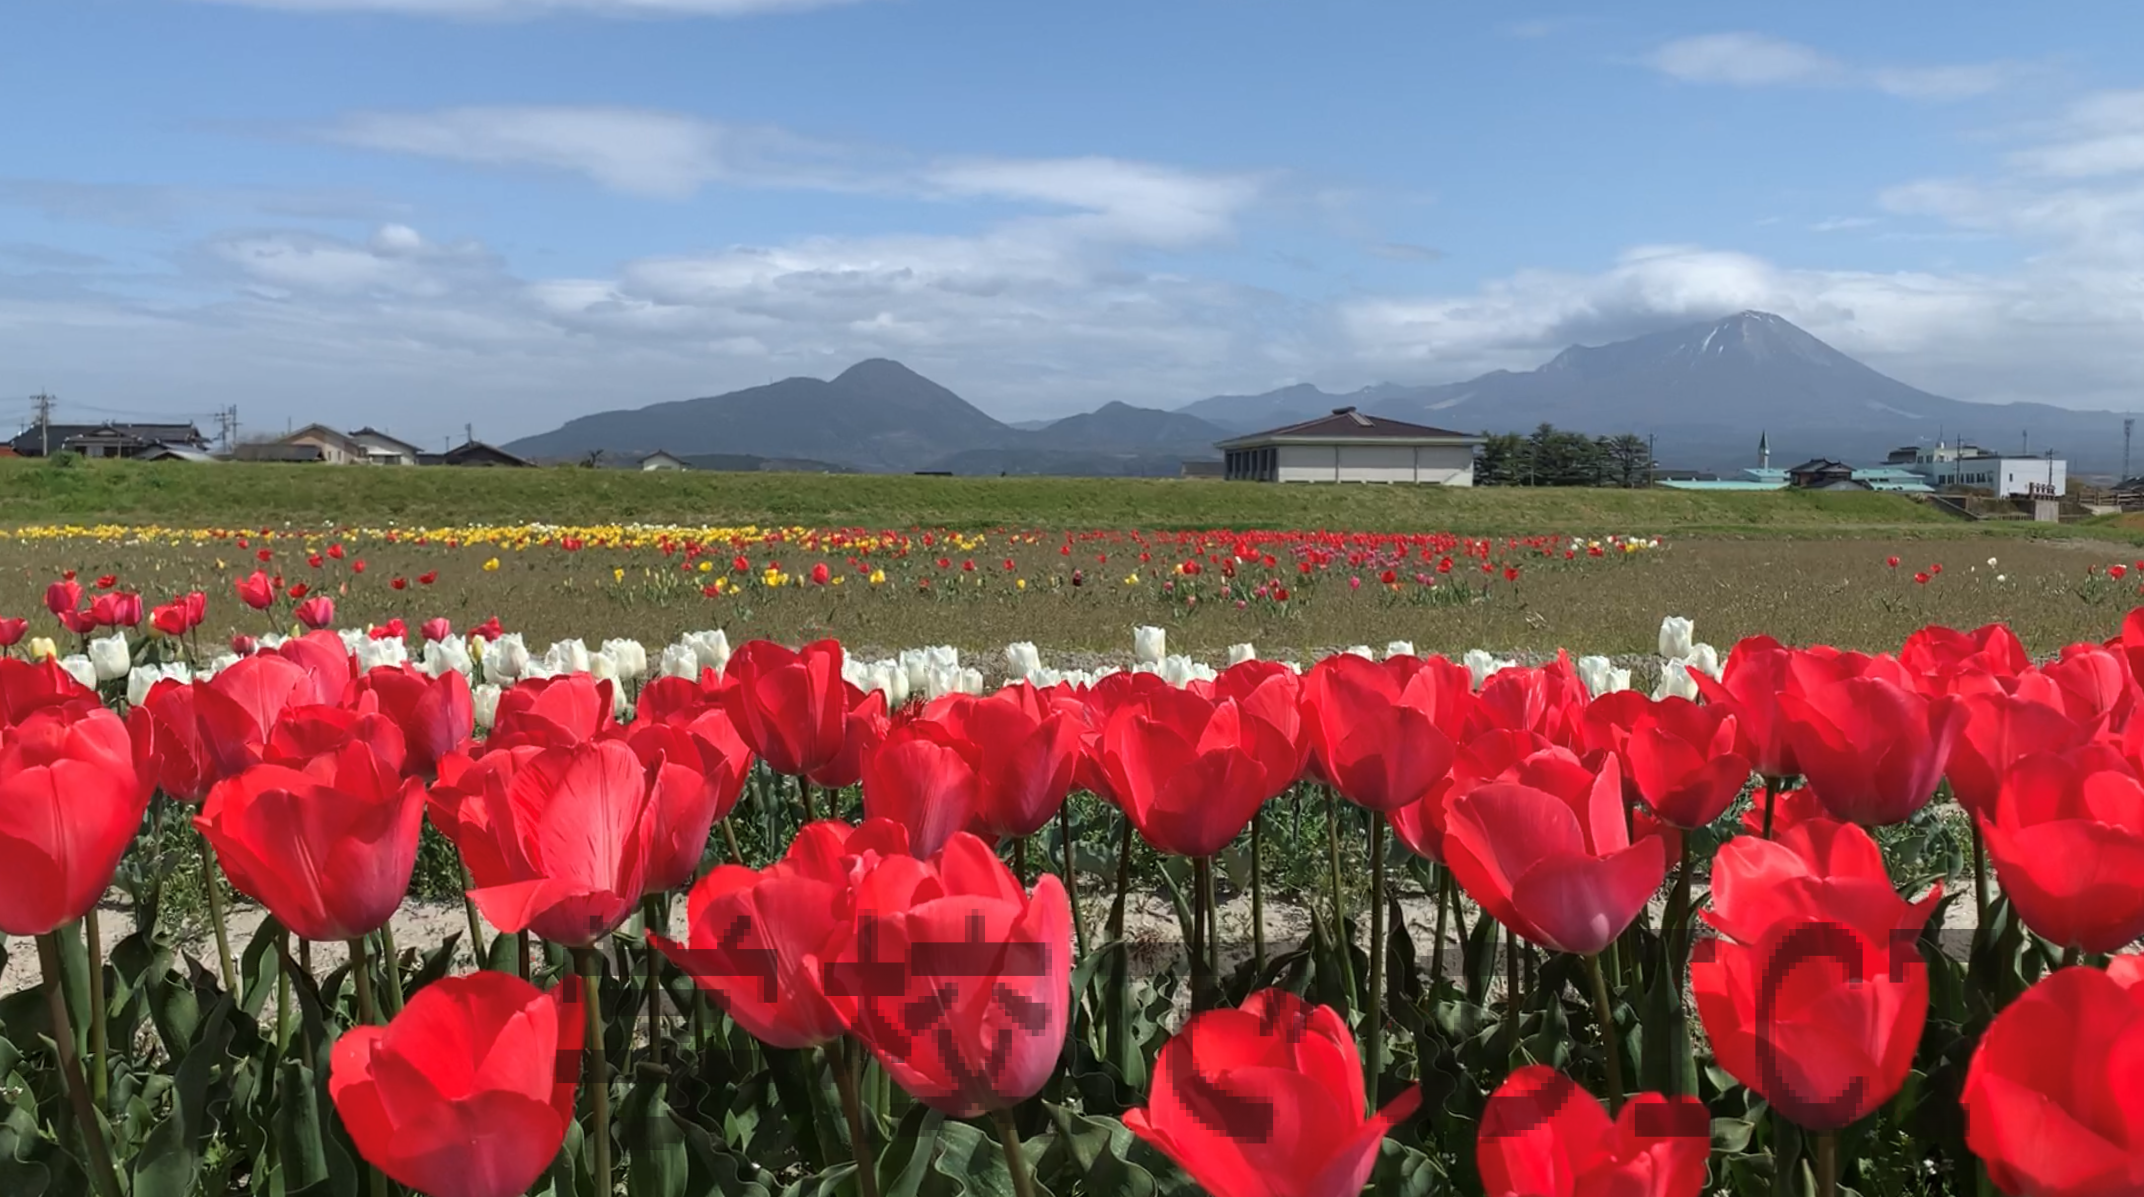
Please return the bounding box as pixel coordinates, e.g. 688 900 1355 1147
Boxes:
31 393 53 457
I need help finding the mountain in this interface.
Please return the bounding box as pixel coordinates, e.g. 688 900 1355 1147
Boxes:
507 364 1233 474
1179 312 2135 474
1036 402 1234 452
506 359 1020 473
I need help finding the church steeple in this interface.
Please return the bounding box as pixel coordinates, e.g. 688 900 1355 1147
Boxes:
1759 430 1770 469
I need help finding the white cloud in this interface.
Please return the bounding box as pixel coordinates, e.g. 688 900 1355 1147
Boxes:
1809 216 1879 232
2005 90 2144 178
198 0 874 16
327 107 740 198
1646 32 2018 100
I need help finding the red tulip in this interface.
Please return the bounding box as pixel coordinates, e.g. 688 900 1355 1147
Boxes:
0 706 152 936
0 658 100 729
946 683 1084 839
827 832 1070 1117
1626 696 1751 829
628 713 753 892
1946 689 2086 821
454 740 660 947
420 618 452 643
1388 729 1553 866
485 674 615 751
1739 783 1830 839
1100 685 1270 858
1445 750 1668 954
1983 748 2144 954
2039 646 2131 739
266 699 408 775
352 666 475 777
151 602 191 638
1477 1065 1710 1197
1901 622 2031 695
1470 657 1587 747
272 630 355 708
43 579 81 618
196 741 425 942
653 819 909 1049
329 972 583 1197
90 591 142 628
1072 670 1172 804
1961 960 2144 1197
1302 653 1466 813
1694 635 1802 777
1693 819 1937 1132
804 683 888 790
1124 988 1422 1197
1777 674 1964 826
861 718 985 857
1213 659 1310 796
293 596 333 630
722 639 851 778
1578 689 1653 799
0 619 22 649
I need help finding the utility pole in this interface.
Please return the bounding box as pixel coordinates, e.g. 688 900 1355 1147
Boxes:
1647 433 1656 489
2126 418 2135 481
30 392 53 456
214 406 239 453
464 423 474 446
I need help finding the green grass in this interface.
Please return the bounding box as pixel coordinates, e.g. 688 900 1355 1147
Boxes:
0 455 2051 535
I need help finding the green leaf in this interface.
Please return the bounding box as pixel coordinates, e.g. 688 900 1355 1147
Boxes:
407 931 463 1000
1035 1104 1158 1197
129 996 235 1197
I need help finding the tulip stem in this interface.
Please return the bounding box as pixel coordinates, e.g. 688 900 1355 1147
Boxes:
574 947 613 1193
643 896 667 1066
830 1040 882 1197
800 778 817 823
1585 952 1624 1116
2062 943 2081 969
37 933 123 1197
459 866 489 965
1429 866 1450 986
1013 838 1028 888
1502 925 1522 1066
1106 813 1135 1073
348 937 378 1026
518 930 532 982
722 820 746 866
1326 790 1357 1001
377 923 405 1016
1366 818 1387 1109
83 907 107 1106
1665 839 1696 1098
197 837 239 993
1970 821 1990 954
1249 809 1266 973
1189 856 1212 1013
275 925 292 1055
991 1109 1037 1197
1816 1131 1837 1197
1761 777 1781 840
1060 804 1088 959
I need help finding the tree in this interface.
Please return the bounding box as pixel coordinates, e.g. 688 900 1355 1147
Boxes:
1474 423 1646 486
1598 434 1652 488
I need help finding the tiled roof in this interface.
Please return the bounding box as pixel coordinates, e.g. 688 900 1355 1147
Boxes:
1218 406 1479 446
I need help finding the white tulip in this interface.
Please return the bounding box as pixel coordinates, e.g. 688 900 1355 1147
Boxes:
1462 649 1512 689
543 639 591 675
657 642 699 681
686 629 731 675
601 639 648 682
27 636 56 663
1133 626 1166 665
257 633 288 651
926 645 958 672
356 636 407 673
1685 643 1722 681
88 634 130 682
57 655 97 690
126 662 190 707
337 628 369 657
1576 655 1631 698
899 649 931 692
473 684 501 731
197 652 240 681
423 636 474 679
1005 642 1042 681
1227 643 1257 665
960 667 985 696
1658 616 1695 662
1342 645 1375 660
485 633 530 684
589 650 620 687
1654 659 1701 702
1385 641 1416 660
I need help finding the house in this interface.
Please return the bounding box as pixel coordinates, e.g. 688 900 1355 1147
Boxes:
279 424 369 465
348 427 423 466
1784 459 1862 490
2112 478 2144 513
233 442 328 463
440 440 532 468
1897 440 2066 498
10 421 213 459
1179 459 1224 479
1214 406 1484 485
136 444 217 463
639 451 689 471
1850 466 1935 494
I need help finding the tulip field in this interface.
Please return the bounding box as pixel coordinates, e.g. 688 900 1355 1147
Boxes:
2 510 2143 1197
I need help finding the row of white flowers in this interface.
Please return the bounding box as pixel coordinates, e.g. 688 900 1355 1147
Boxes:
66 615 1724 727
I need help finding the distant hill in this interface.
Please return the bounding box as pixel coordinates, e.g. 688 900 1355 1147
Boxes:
505 359 1020 473
506 364 1228 474
1177 311 2136 473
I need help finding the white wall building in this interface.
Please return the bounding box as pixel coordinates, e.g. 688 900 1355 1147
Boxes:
1216 407 1483 485
1901 441 2066 498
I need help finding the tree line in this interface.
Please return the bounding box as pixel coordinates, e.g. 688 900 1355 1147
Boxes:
1473 423 1654 488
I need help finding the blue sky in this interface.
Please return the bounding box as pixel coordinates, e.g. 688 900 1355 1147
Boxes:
4 1 2142 448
